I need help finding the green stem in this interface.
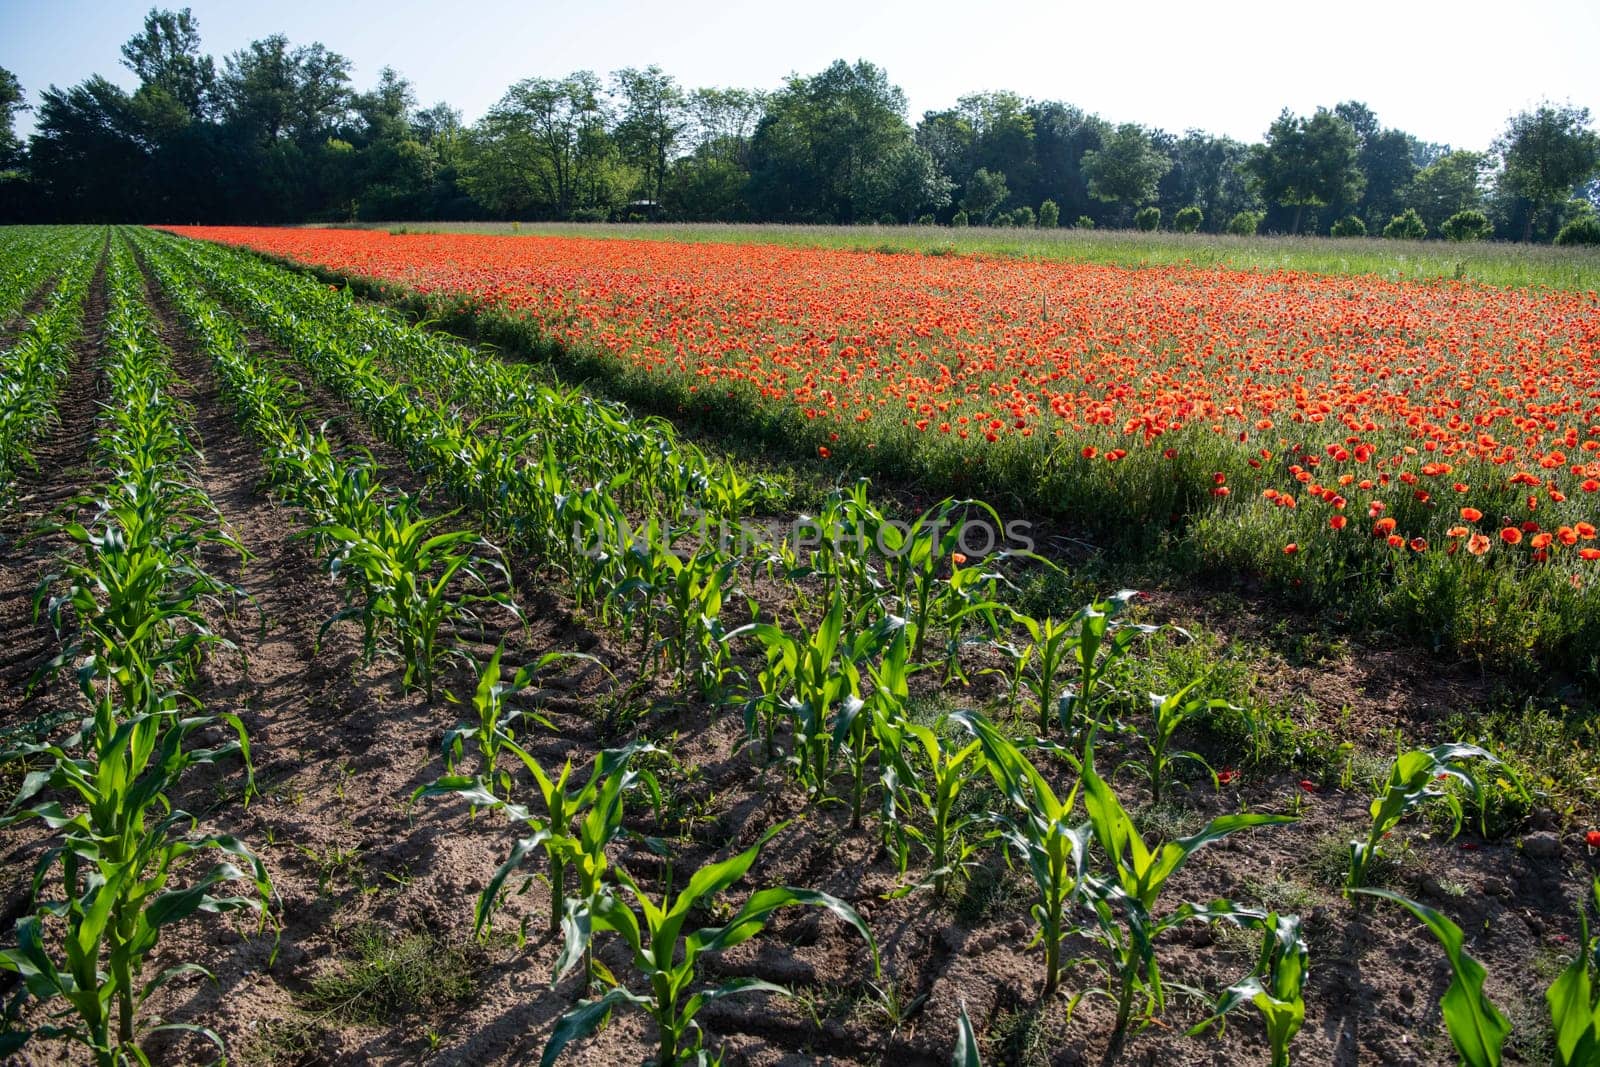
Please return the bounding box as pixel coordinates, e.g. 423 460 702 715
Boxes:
549 855 566 934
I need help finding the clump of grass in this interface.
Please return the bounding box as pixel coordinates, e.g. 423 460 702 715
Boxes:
1443 697 1600 827
303 924 477 1025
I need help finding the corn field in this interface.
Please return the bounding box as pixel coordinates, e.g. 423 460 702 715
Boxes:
0 224 1596 1066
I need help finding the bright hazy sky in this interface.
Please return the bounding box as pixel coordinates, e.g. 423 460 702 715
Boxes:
4 0 1598 150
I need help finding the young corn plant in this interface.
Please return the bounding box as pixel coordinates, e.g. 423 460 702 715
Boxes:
1346 743 1501 894
878 712 984 898
953 709 1088 1000
1119 675 1228 804
318 503 519 700
658 542 739 699
857 494 1004 664
1059 591 1155 735
731 601 897 800
0 694 270 1066
1006 591 1152 736
1189 912 1309 1067
953 999 984 1066
1078 755 1295 1044
835 619 913 829
541 828 878 1067
441 644 600 798
416 741 657 938
1355 889 1510 1067
1547 880 1600 1066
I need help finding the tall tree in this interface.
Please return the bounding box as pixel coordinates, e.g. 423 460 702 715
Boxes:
0 67 26 170
1494 102 1600 241
612 65 685 206
851 140 949 222
1027 101 1106 224
1159 131 1255 231
1081 123 1171 219
960 166 1008 222
222 35 351 146
353 66 415 141
1409 150 1484 232
1247 108 1362 233
28 77 150 219
463 72 615 217
746 60 911 222
120 7 215 119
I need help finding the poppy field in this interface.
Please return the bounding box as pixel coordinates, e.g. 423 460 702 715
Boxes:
2 224 1600 1067
166 226 1600 674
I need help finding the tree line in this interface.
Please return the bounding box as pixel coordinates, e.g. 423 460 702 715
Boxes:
2 8 1598 243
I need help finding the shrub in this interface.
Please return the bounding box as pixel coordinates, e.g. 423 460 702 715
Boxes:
1011 205 1037 228
916 213 935 226
1440 210 1492 242
1555 216 1600 246
1173 206 1203 233
1226 210 1262 235
1076 215 1095 229
1382 209 1427 240
1134 206 1161 231
1039 199 1060 228
991 213 1014 228
568 206 610 222
950 210 969 227
877 213 897 226
1330 215 1368 238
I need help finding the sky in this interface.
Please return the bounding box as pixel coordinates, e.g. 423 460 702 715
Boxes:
3 0 1598 150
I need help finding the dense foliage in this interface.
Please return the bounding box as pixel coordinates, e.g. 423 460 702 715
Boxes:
1 8 1597 239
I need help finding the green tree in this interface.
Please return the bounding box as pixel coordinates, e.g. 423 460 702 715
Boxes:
1226 210 1262 235
854 140 951 222
120 7 216 119
1495 102 1600 241
0 67 26 170
1173 205 1202 232
462 72 616 218
1038 198 1059 227
1330 215 1367 237
1382 208 1427 239
960 166 1008 223
1247 108 1363 233
1025 101 1108 226
221 35 352 147
612 65 685 208
1409 150 1484 232
1440 209 1492 242
746 60 911 222
1161 131 1255 232
27 77 150 219
1081 123 1171 218
1556 215 1600 245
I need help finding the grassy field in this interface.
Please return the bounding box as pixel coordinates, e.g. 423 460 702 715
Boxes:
328 220 1600 292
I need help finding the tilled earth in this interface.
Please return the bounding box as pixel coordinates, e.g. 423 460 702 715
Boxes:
1 262 1597 1067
